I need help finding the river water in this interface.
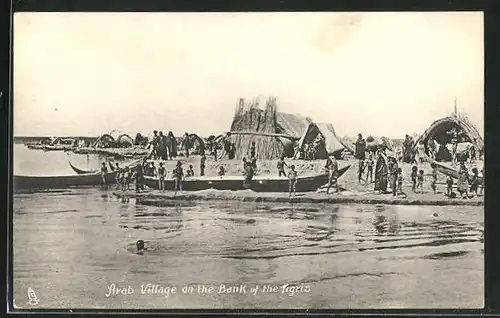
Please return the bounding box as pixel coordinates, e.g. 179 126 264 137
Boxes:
12 144 484 309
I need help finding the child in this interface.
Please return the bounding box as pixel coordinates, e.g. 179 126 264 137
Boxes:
417 169 424 193
411 166 418 193
430 164 438 194
288 164 298 197
147 162 154 177
186 165 195 177
174 161 184 194
277 156 287 177
446 176 454 197
157 162 166 191
218 166 226 176
366 155 374 184
358 159 365 183
469 168 480 196
397 167 403 195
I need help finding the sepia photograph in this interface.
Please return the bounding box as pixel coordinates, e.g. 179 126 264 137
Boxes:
12 12 483 309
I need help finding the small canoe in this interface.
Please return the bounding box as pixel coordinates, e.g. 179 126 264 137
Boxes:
141 165 350 192
13 171 119 190
68 157 147 175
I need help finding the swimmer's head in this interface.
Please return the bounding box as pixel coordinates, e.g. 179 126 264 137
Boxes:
136 240 145 251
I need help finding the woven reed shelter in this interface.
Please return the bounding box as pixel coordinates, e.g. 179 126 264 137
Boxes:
228 96 312 160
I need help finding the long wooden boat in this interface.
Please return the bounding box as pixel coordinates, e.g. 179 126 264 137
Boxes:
141 165 350 192
13 171 119 190
422 153 483 183
68 157 146 175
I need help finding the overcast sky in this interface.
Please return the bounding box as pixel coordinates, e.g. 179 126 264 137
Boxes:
13 12 483 138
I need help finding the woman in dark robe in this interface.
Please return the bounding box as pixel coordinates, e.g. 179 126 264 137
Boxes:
374 153 388 192
167 131 177 160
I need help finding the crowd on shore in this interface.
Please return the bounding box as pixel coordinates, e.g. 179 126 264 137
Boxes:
97 130 484 199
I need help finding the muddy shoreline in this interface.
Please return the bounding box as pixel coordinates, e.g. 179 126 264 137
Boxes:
113 189 483 206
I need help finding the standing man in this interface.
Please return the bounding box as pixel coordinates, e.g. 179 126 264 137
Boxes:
182 133 190 158
355 133 366 185
152 130 160 160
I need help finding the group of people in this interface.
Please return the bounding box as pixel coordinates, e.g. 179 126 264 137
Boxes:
352 131 484 197
294 135 326 160
150 130 178 160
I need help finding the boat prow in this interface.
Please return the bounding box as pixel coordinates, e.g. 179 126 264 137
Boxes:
68 161 96 175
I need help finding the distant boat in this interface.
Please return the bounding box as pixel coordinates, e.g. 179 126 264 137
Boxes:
141 165 351 192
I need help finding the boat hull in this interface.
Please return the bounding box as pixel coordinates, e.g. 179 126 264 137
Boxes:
13 171 118 190
141 165 350 192
422 153 483 183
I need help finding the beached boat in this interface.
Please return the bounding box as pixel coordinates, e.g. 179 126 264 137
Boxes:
13 171 119 190
422 153 483 182
68 157 147 175
141 165 350 192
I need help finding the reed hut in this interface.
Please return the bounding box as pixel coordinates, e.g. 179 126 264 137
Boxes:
228 96 312 160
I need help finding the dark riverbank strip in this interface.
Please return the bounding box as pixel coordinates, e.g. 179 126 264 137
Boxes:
113 190 483 207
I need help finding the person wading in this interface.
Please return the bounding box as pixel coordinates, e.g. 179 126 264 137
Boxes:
100 162 109 185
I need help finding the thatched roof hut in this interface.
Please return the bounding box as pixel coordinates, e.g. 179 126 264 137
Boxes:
412 115 483 161
228 96 312 160
297 122 348 159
